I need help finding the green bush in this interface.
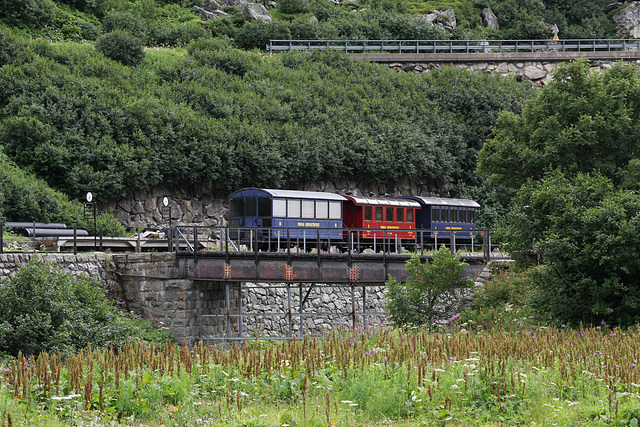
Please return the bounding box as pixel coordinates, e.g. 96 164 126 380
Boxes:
0 258 134 356
235 20 291 50
386 247 473 329
0 0 56 28
95 30 146 66
279 0 311 14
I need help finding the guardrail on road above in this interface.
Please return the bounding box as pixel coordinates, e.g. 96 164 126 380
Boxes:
267 38 640 55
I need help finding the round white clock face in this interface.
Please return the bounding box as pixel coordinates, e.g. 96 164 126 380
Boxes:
163 196 169 207
86 192 93 203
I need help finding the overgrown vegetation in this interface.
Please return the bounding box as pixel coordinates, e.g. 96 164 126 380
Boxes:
386 246 473 328
0 258 133 356
3 321 640 426
0 150 126 235
477 59 640 328
0 0 619 47
0 26 533 212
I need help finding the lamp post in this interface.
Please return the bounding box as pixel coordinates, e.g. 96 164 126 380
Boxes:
162 196 172 251
85 191 97 250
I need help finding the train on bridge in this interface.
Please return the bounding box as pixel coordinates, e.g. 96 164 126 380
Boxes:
228 188 480 251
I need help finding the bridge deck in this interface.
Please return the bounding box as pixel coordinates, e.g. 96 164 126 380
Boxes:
178 251 489 284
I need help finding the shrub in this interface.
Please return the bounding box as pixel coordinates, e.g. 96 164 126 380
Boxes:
235 20 291 50
386 247 473 329
95 30 145 66
0 258 134 356
0 0 56 28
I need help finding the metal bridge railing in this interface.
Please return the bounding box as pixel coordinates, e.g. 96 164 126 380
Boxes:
267 39 640 54
171 225 504 260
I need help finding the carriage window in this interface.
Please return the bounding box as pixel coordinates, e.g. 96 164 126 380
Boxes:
442 207 449 222
246 197 257 216
317 201 328 218
273 199 286 217
386 207 394 222
469 209 475 224
460 209 467 223
258 198 271 216
288 199 301 218
375 207 383 221
432 207 440 222
451 208 458 223
230 198 244 217
407 209 413 223
302 200 315 218
329 201 341 219
397 208 405 222
364 206 372 221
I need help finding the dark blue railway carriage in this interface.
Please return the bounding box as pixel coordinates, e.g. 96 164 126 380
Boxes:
228 188 346 248
399 196 480 239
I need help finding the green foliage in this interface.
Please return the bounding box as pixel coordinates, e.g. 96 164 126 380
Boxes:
461 267 535 332
0 33 531 200
496 171 640 327
386 247 473 328
478 58 640 189
0 258 134 356
0 0 56 28
0 150 125 236
279 0 312 15
95 29 146 66
101 1 210 47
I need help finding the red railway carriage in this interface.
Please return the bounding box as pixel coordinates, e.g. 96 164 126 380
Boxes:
342 195 420 240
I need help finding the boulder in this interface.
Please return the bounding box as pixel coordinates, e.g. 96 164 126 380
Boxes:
613 2 640 39
419 7 456 32
242 3 272 21
521 65 546 81
192 6 230 20
438 6 456 30
482 7 499 30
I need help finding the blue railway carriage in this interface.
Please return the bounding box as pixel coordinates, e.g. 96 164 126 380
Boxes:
399 196 480 239
228 188 346 249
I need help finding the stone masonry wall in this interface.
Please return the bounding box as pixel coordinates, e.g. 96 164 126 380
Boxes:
0 252 122 302
389 58 640 86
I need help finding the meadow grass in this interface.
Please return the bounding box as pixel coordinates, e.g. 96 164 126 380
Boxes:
2 322 640 426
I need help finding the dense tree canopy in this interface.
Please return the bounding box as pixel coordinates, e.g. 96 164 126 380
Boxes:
477 58 640 189
496 172 640 327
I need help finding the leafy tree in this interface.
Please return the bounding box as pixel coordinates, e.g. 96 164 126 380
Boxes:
496 171 640 327
478 58 640 189
386 247 473 329
0 258 134 356
96 30 146 66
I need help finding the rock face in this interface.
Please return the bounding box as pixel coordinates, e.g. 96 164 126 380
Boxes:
241 3 272 21
613 2 640 39
482 7 499 30
192 0 272 21
422 6 456 32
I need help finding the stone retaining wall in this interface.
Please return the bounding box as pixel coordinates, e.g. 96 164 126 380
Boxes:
389 59 640 86
0 252 122 301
